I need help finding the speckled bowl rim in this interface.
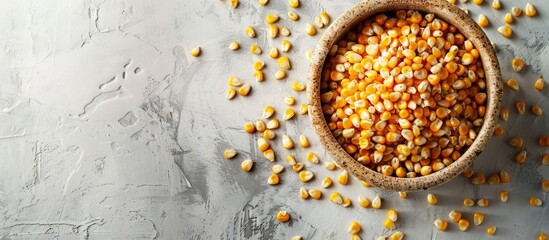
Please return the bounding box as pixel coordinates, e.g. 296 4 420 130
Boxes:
307 0 503 191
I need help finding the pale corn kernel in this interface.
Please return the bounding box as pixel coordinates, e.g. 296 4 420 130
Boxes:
299 170 314 182
300 187 309 199
258 138 270 152
299 104 308 115
256 119 266 133
472 0 483 5
542 180 549 192
283 108 295 120
500 191 509 203
281 40 292 52
268 173 280 185
320 12 330 26
458 219 470 231
497 25 513 38
516 101 526 115
263 105 275 119
398 192 408 198
253 70 264 82
241 159 254 172
287 11 299 21
224 149 237 159
512 7 522 17
486 226 497 235
463 198 475 207
361 181 371 187
351 234 362 240
274 70 286 79
308 189 322 199
473 212 485 225
264 149 275 161
434 219 448 231
342 197 351 207
500 108 509 121
512 58 525 72
384 219 396 230
314 16 324 28
539 233 549 240
229 41 240 51
280 27 291 36
478 14 489 27
250 44 262 55
534 76 545 91
358 195 370 208
258 0 269 6
190 46 201 57
529 196 543 206
500 170 511 183
305 152 319 164
348 221 362 234
532 105 543 116
277 56 291 70
267 25 278 38
265 13 279 24
305 50 313 61
238 84 251 96
387 209 398 222
276 210 290 223
338 170 349 185
288 0 299 8
245 26 256 38
290 236 302 240
226 87 236 100
507 79 519 91
525 3 536 17
228 76 243 87
427 193 438 205
293 163 304 172
292 81 306 92
306 23 317 36
244 122 255 133
372 195 382 209
285 155 297 165
229 0 239 8
272 164 284 174
491 0 501 9
284 96 295 106
477 198 489 207
269 47 279 59
282 135 294 149
299 135 310 148
449 210 462 222
390 231 404 240
330 192 343 204
377 237 387 240
504 13 513 24
324 161 336 170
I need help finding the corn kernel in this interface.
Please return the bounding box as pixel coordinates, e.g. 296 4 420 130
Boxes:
272 164 284 174
500 108 509 121
282 135 294 149
516 101 527 115
338 170 349 185
477 198 489 207
500 170 511 183
288 0 299 8
449 210 462 222
308 189 322 199
486 226 497 235
542 180 549 192
463 198 475 207
463 167 474 178
494 125 504 136
525 3 536 17
500 191 509 203
224 149 237 159
306 23 316 36
497 25 513 38
241 159 254 172
283 96 295 106
478 14 489 27
358 195 370 208
539 233 549 240
372 195 382 209
266 119 279 129
275 70 286 79
250 44 262 55
361 181 371 187
300 187 309 199
252 70 264 82
512 58 525 72
384 219 396 230
258 0 269 6
239 83 251 96
244 122 255 133
491 0 501 9
303 152 318 164
268 173 280 185
226 87 236 100
458 219 470 231
283 108 295 120
488 174 501 184
258 138 270 152
229 41 240 51
348 221 362 234
265 14 279 24
299 104 308 115
534 76 545 91
512 7 522 17
398 192 407 198
299 170 314 182
320 12 330 26
387 209 398 222
426 193 438 205
190 46 201 57
472 0 483 5
228 76 243 87
543 154 549 165
297 135 310 148
504 13 513 24
281 40 292 53
263 105 275 119
290 236 302 240
268 47 279 59
324 161 336 170
264 149 275 161
351 234 362 240
515 150 527 164
342 197 352 207
532 105 543 116
506 79 519 91
245 26 256 38
280 27 291 36
285 155 297 165
229 0 239 8
390 232 404 240
277 56 291 70
276 210 290 223
473 212 485 225
287 11 299 21
293 163 305 173
529 196 543 206
434 219 448 231
292 81 306 92
509 137 524 149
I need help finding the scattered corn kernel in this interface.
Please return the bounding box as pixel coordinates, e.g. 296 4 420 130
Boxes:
463 198 475 207
509 137 524 149
244 122 255 133
515 150 527 164
427 193 438 205
305 152 319 164
500 108 509 121
472 0 483 5
245 26 256 38
280 27 290 36
258 0 269 6
494 124 504 136
384 219 396 230
264 149 275 161
320 12 330 26
292 82 306 92
308 189 322 199
500 170 511 183
324 161 336 170
525 3 536 17
486 226 497 235
190 46 201 57
529 196 543 206
458 219 470 231
463 167 474 178
472 173 486 185
330 192 343 204
507 79 519 91
226 87 236 100
306 23 316 36
516 101 526 115
543 154 549 165
265 14 279 24
298 135 310 148
532 105 543 116
504 13 513 24
358 195 370 208
473 212 485 225
290 236 302 240
299 170 314 182
287 11 299 21
539 233 549 240
258 138 270 152
299 104 308 115
500 191 509 203
267 25 278 38
285 155 297 165
241 159 254 172
434 219 448 231
390 231 404 240
491 0 501 9
348 221 362 234
542 180 549 192
224 149 238 159
282 135 294 149
277 56 291 70
274 70 286 79
338 170 349 185
372 195 382 209
361 181 371 187
268 47 279 59
398 192 407 198
229 0 239 8
512 58 525 72
477 198 489 207
250 44 262 55
342 197 351 207
292 163 304 172
488 174 501 184
449 210 462 222
262 105 275 119
300 187 309 199
266 119 279 129
283 108 295 121
478 14 489 27
281 40 292 53
284 96 295 106
228 76 243 87
288 0 299 8
351 234 361 240
276 210 290 223
540 136 549 147
534 76 545 91
268 173 280 185
387 209 398 222
272 164 284 174
512 7 522 17
253 70 264 82
253 61 265 71
239 83 251 96
229 41 240 51
497 25 513 38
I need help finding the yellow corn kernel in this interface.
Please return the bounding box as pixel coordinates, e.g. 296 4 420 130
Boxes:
308 189 322 199
488 174 501 184
241 159 254 172
515 149 527 164
387 209 398 222
338 170 349 185
463 198 475 207
300 187 309 199
258 0 269 6
190 46 201 57
448 0 456 4
292 81 306 92
348 221 362 234
229 41 240 51
512 58 525 72
361 181 371 187
228 76 243 87
539 233 549 240
458 219 470 231
281 40 292 53
226 87 236 100
250 44 262 55
257 121 267 134
238 83 251 96
529 196 543 206
290 236 302 240
280 27 290 36
245 26 256 38
277 56 291 70
500 191 509 203
507 79 519 91
478 14 489 27
266 119 279 129
304 152 319 164
299 170 314 182
473 212 485 225
253 70 264 82
472 0 483 5
244 122 255 133
265 13 279 24
253 61 265 71
372 195 382 209
390 231 404 240
534 76 545 91
351 234 361 240
486 226 497 235
264 148 275 161
500 108 509 121
274 70 286 79
384 219 396 230
276 210 290 223
494 124 504 136
509 137 524 149
504 13 513 24
229 0 239 8
434 219 448 231
258 138 270 152
292 163 304 172
288 0 299 8
262 105 275 119
285 155 297 165
512 7 522 17
287 11 299 21
497 25 513 38
449 210 462 222
427 193 438 205
268 47 279 59
532 105 543 116
342 197 351 207
463 167 474 178
283 108 295 121
330 192 343 204
272 164 284 174
358 195 370 208
284 96 295 106
299 104 308 115
398 192 407 198
491 0 501 9
477 198 489 207
542 180 549 192
500 170 511 183
224 149 237 159
298 135 310 148
282 135 294 149
324 161 336 170
525 3 536 17
306 23 317 36
268 173 280 185
320 12 330 26
543 154 549 165
267 25 278 38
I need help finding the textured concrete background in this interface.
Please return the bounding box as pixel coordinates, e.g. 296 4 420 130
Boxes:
0 0 548 239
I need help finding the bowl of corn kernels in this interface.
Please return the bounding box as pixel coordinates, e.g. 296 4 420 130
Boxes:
307 0 503 191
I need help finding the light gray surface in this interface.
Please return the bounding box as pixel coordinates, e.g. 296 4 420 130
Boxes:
0 0 548 239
